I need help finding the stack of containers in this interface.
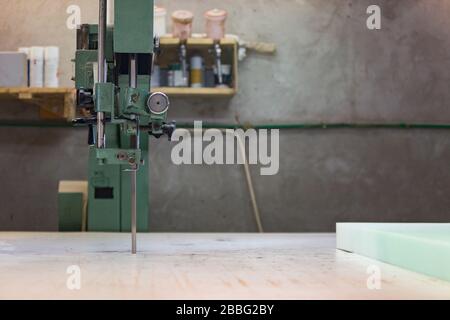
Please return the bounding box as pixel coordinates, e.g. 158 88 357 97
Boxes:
20 46 59 88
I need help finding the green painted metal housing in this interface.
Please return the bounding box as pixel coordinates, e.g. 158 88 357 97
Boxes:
114 0 154 54
87 125 149 232
72 0 155 232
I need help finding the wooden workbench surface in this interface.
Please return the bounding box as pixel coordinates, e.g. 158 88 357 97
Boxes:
0 233 449 300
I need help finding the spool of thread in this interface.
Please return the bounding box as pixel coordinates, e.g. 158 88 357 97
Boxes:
205 9 228 41
44 46 59 88
30 47 44 88
18 47 30 87
190 56 204 88
154 6 167 37
171 10 194 41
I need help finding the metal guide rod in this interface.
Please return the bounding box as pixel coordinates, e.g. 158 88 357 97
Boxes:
214 42 223 85
180 43 188 85
129 54 139 254
131 168 137 254
97 0 107 149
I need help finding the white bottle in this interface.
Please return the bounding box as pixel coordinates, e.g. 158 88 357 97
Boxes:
190 56 204 88
30 47 44 88
154 6 167 37
44 46 59 88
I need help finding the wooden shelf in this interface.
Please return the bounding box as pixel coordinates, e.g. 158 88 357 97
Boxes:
160 36 238 46
0 87 76 121
152 87 236 97
0 87 74 94
157 37 239 97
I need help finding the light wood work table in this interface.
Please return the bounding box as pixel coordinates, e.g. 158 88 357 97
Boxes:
0 233 449 300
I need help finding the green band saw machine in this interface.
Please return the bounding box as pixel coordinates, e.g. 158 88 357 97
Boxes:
72 0 176 254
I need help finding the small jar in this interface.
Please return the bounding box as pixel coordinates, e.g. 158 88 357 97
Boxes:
171 10 194 41
204 9 228 41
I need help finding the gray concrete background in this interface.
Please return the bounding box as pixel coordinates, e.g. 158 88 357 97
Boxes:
1 0 450 231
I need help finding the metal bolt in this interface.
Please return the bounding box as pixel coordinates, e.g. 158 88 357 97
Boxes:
117 152 128 161
131 93 139 103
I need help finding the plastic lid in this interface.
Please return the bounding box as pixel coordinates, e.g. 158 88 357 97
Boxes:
205 9 227 21
172 10 194 24
154 6 167 17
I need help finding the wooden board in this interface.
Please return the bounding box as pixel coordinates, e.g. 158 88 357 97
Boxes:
0 233 449 299
0 87 76 121
337 223 450 282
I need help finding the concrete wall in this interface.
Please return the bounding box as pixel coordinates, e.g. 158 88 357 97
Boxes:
1 0 450 231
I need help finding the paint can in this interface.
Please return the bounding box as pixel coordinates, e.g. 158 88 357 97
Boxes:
30 47 44 88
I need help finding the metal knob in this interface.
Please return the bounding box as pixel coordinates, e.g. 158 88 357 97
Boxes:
147 92 170 115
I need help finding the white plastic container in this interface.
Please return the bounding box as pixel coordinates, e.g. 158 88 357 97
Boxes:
30 47 44 88
154 6 167 37
18 47 30 86
44 46 59 88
